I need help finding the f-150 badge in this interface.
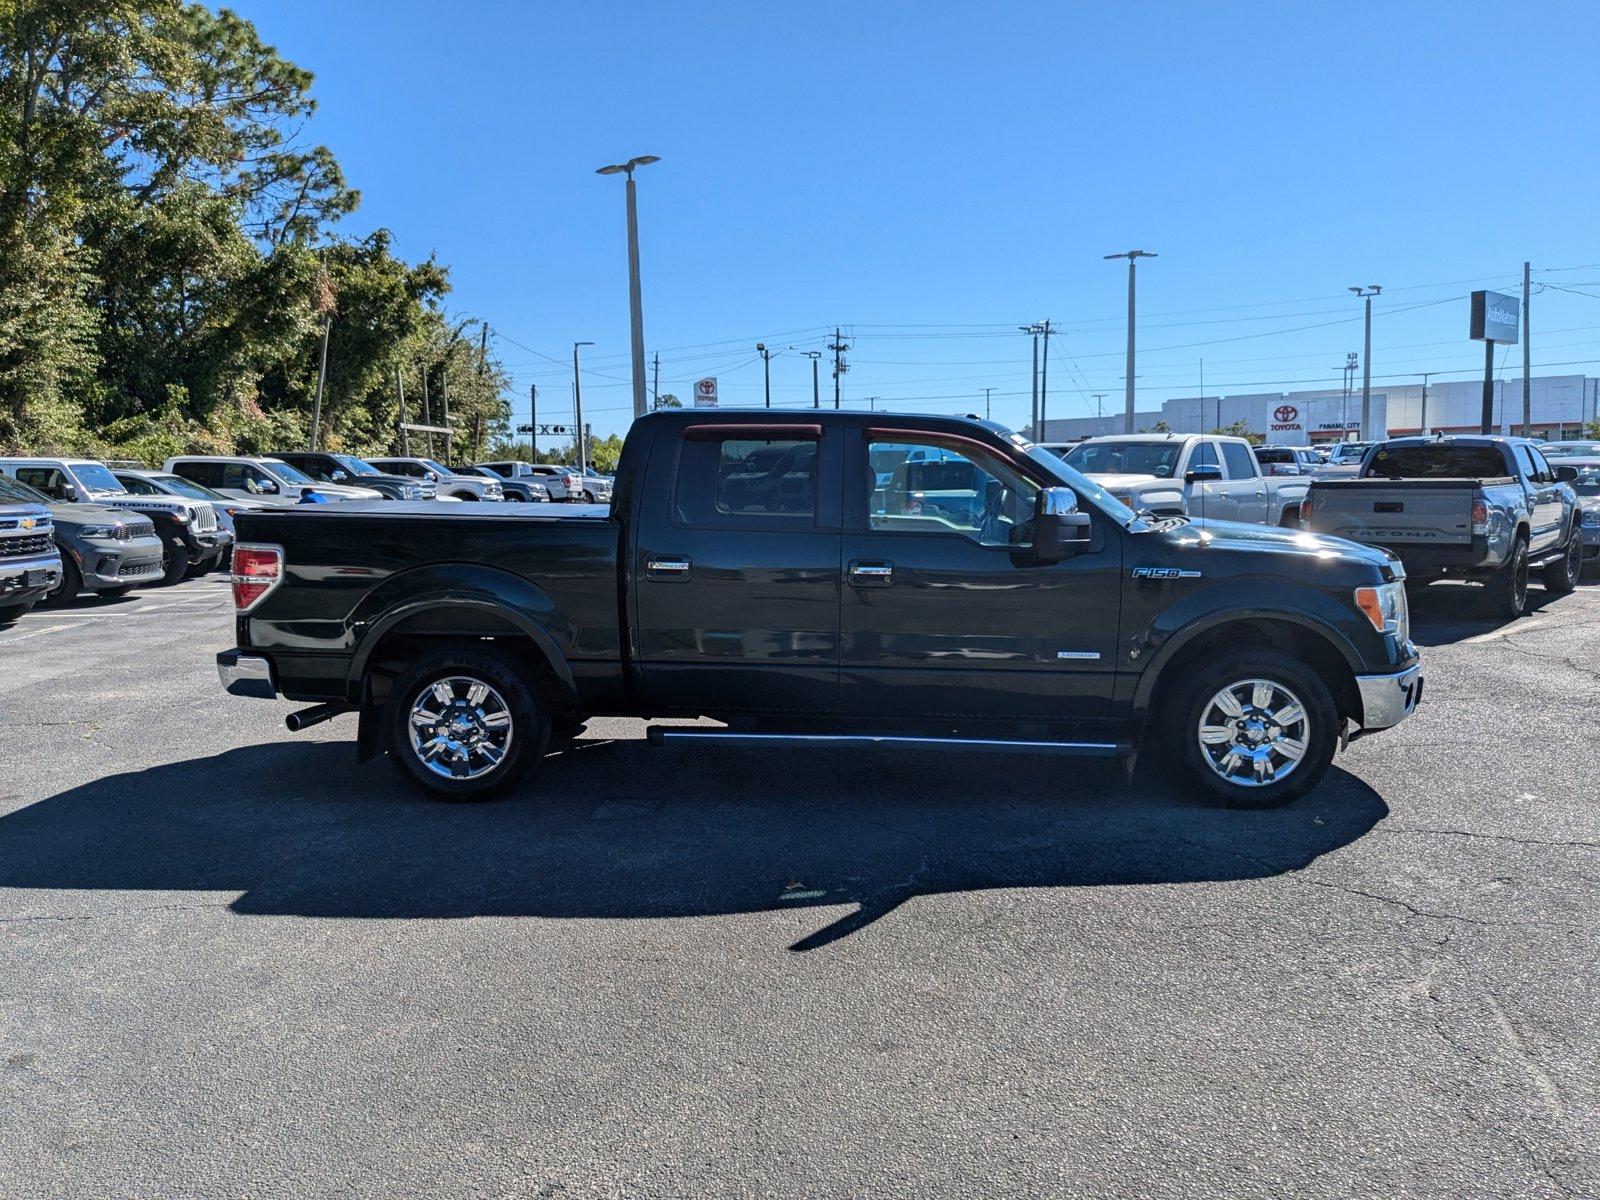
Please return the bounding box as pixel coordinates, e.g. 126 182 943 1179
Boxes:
1132 566 1201 579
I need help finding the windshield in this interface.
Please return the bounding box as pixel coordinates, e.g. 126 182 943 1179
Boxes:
1364 445 1509 479
420 458 454 476
1567 466 1600 496
1542 442 1600 458
1060 440 1183 478
1332 443 1371 461
332 454 381 476
0 475 51 505
451 466 488 477
1017 442 1140 527
263 460 316 485
154 474 224 501
74 462 126 494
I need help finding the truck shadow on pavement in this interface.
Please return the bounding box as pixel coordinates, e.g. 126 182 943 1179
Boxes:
1405 580 1574 646
0 737 1388 952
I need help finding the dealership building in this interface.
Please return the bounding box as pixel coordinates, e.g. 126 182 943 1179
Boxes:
1038 373 1600 445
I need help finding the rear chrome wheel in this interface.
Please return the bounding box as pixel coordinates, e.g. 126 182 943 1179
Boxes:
406 675 516 781
1196 678 1310 789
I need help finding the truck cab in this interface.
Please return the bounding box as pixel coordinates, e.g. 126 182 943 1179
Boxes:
1049 434 1305 525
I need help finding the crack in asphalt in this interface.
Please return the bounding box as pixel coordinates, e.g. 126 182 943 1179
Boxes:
1377 826 1600 852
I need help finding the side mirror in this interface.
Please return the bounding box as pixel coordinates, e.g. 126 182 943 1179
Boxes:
1554 465 1578 483
258 478 279 495
1184 465 1223 485
425 470 440 482
1033 487 1092 563
330 469 348 482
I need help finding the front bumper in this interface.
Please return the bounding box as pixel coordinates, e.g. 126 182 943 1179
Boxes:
0 550 63 603
79 534 165 589
1354 664 1423 733
217 648 277 699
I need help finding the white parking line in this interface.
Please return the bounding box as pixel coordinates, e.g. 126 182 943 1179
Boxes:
1459 616 1564 644
0 619 98 645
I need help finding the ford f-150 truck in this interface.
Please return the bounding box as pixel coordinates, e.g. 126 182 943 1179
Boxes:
1045 434 1310 526
218 410 1422 809
1303 435 1581 618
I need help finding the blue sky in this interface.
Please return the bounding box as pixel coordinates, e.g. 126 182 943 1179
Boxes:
240 0 1600 438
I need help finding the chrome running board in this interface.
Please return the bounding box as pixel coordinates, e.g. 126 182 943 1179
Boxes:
645 728 1128 758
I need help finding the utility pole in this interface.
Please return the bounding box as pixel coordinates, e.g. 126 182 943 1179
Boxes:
419 363 433 458
1415 372 1438 435
572 341 594 475
396 366 410 455
828 328 849 409
1019 325 1040 436
309 315 331 451
1350 286 1381 439
983 387 993 420
1092 393 1107 430
1522 260 1532 436
528 384 538 461
594 155 660 421
1037 319 1053 437
756 342 774 408
1106 250 1157 433
1340 351 1358 439
801 350 822 408
651 351 660 410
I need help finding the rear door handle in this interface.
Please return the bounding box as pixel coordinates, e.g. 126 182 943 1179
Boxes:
647 556 691 579
848 560 894 587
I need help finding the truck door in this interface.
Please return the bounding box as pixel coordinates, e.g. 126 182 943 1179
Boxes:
1219 442 1271 524
1521 445 1565 552
632 422 842 715
1183 441 1236 521
837 429 1123 736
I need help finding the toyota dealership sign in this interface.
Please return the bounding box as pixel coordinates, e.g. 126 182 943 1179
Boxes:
1266 401 1305 445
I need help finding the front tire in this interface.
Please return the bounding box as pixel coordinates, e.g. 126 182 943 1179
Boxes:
1541 525 1581 595
43 556 83 607
384 645 549 800
158 536 190 586
1171 651 1339 809
1483 536 1528 619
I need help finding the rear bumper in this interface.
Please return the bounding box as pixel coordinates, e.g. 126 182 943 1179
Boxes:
217 648 277 699
1370 539 1491 576
1354 664 1423 733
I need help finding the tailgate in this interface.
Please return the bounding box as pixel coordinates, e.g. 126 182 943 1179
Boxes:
1307 481 1475 545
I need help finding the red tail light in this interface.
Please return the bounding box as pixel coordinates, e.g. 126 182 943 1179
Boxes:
232 543 283 611
1299 497 1312 524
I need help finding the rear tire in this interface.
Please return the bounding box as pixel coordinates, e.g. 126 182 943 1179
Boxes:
1541 525 1581 594
1170 651 1339 809
384 645 549 800
1483 536 1528 619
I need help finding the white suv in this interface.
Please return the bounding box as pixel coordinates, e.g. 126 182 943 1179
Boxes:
164 456 385 503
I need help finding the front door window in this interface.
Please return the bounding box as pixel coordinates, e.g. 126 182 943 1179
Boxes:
866 439 1038 547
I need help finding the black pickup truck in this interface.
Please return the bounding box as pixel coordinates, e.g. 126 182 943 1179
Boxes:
218 410 1422 808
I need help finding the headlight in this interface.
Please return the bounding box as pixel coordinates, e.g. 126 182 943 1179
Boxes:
79 525 119 539
1582 508 1600 527
1355 581 1409 644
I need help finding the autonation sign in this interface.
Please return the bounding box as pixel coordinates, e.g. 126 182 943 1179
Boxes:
1471 290 1520 344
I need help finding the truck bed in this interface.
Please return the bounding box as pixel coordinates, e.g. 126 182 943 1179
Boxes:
233 502 622 704
1306 476 1510 546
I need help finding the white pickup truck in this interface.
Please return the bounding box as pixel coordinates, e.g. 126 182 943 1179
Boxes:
1043 434 1310 526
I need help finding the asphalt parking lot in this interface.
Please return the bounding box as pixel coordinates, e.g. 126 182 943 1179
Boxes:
1 575 1596 1199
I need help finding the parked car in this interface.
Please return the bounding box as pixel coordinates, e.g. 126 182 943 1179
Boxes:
366 457 503 501
1303 436 1582 617
269 452 437 502
112 469 270 563
1047 434 1309 526
1253 446 1321 476
164 455 385 505
448 465 549 502
1557 463 1600 575
1539 440 1600 459
0 457 225 583
0 487 62 624
1314 441 1374 478
477 461 583 501
571 469 613 505
219 409 1422 810
0 473 163 604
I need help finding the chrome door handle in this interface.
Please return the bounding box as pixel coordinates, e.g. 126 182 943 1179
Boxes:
647 557 691 573
848 560 894 587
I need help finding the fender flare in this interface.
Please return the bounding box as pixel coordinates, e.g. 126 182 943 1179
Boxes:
346 563 578 706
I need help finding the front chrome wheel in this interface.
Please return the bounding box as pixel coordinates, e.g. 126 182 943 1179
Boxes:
406 675 515 780
1196 677 1310 788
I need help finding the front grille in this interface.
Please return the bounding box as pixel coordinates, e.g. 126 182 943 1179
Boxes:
194 505 217 532
122 519 155 539
118 557 163 578
0 533 54 560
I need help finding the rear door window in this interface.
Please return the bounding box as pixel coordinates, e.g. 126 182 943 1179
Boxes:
172 460 224 488
1220 442 1258 479
672 435 818 527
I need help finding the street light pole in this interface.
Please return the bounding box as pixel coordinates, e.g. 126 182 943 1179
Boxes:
799 350 822 408
595 155 660 421
1415 371 1438 435
756 342 774 408
1349 286 1381 439
1106 250 1157 433
572 341 595 475
983 387 993 421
